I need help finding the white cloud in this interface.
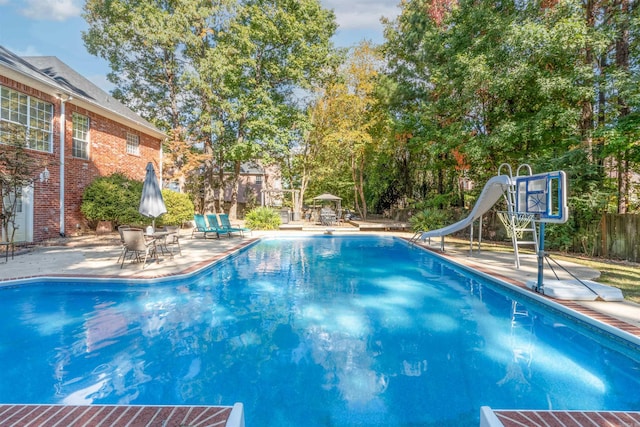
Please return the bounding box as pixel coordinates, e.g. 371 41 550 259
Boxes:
20 0 81 21
8 45 43 57
321 0 401 31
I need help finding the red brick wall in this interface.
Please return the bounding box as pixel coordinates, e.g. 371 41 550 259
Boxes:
1 76 163 242
62 104 162 237
0 76 60 242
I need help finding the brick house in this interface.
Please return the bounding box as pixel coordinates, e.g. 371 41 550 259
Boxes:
0 45 165 243
208 162 284 216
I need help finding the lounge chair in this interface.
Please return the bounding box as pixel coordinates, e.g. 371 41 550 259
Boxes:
219 214 251 237
206 214 232 238
120 228 156 269
192 214 220 239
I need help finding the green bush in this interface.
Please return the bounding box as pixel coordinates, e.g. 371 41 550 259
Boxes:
156 190 194 227
244 207 281 230
81 173 195 228
81 173 142 226
409 209 450 232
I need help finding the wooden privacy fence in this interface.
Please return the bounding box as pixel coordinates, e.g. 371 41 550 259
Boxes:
597 214 640 262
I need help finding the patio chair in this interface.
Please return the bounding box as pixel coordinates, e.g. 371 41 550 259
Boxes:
161 225 182 256
192 214 220 239
319 208 336 226
117 224 135 263
219 214 251 237
120 228 156 269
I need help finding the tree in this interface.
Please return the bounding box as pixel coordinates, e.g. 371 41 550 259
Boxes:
0 123 48 244
381 0 608 211
83 0 224 192
304 42 383 219
84 0 337 220
195 0 338 218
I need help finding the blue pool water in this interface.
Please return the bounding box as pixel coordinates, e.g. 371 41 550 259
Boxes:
0 236 638 426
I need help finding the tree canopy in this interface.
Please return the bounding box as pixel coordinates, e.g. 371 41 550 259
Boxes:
82 0 640 252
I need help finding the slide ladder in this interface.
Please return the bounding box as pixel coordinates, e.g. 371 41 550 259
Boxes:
497 164 539 269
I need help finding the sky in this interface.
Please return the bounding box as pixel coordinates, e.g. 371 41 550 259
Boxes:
0 0 401 92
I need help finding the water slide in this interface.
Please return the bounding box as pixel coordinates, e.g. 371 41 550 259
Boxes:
419 174 512 240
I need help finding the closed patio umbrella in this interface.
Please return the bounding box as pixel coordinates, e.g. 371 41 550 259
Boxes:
139 162 166 229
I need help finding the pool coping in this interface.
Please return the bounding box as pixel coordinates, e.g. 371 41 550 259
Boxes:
480 407 640 427
0 403 245 427
0 238 260 286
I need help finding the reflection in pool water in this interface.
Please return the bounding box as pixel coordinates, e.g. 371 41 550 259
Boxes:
0 236 638 426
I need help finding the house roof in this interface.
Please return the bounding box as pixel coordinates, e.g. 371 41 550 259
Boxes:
0 45 165 139
212 161 265 175
239 161 265 175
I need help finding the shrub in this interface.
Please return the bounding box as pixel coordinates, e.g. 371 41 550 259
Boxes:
244 207 281 230
409 209 450 232
156 190 194 227
81 173 142 226
81 173 195 229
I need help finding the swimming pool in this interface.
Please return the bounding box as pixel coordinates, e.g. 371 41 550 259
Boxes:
0 235 638 426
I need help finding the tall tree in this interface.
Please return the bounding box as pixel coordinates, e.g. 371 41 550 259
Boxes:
305 42 384 219
83 0 337 219
382 0 600 208
83 0 218 190
203 0 337 218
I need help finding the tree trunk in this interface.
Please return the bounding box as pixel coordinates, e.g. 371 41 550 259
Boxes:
352 153 368 220
596 54 607 172
216 160 225 214
357 156 367 220
615 0 630 213
229 160 241 220
581 0 595 158
203 140 217 214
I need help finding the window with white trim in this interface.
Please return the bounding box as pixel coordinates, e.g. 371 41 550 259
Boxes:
126 132 139 155
72 113 90 159
0 85 53 152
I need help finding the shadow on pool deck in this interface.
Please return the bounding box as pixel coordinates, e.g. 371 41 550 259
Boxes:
0 228 638 331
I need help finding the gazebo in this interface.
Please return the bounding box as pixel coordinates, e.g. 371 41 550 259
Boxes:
312 193 342 225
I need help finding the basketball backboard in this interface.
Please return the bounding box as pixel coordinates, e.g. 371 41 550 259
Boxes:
515 171 568 223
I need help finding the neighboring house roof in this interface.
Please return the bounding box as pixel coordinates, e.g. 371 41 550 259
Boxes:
0 45 165 139
240 161 265 175
211 161 266 175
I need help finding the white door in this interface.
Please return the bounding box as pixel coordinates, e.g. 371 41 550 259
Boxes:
2 186 33 243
